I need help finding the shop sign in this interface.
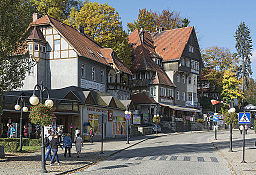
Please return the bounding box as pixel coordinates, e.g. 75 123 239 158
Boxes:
87 107 107 114
133 114 141 124
108 110 113 121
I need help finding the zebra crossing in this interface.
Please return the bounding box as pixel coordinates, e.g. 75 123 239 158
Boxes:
112 155 219 163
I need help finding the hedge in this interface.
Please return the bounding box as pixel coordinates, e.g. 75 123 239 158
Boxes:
0 138 41 152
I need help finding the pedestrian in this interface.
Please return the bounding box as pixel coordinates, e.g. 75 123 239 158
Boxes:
89 128 94 143
75 133 83 158
45 131 52 161
245 125 248 134
10 125 16 138
74 128 80 142
63 133 72 158
239 125 243 134
50 134 62 166
7 123 10 138
23 125 29 138
58 126 63 143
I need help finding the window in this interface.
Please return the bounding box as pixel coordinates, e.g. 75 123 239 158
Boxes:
194 77 196 85
167 88 170 97
34 44 39 51
132 74 136 80
188 76 191 84
193 93 197 101
177 74 180 83
170 89 174 97
54 39 60 51
160 87 163 96
43 46 46 53
186 59 190 67
182 75 186 84
150 87 156 96
181 58 185 66
100 70 104 82
176 91 180 100
92 67 95 81
189 45 194 53
188 92 192 101
81 64 85 78
182 92 186 101
29 44 33 51
163 88 166 96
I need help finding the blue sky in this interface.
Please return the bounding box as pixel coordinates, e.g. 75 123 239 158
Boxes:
92 0 256 78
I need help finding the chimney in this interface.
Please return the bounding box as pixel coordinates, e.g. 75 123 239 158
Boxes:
33 13 39 23
78 25 84 34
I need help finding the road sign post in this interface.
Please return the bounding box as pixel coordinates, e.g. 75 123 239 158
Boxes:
213 114 218 140
239 112 251 163
125 111 131 144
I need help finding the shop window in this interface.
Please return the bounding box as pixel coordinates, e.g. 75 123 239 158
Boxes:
88 114 100 135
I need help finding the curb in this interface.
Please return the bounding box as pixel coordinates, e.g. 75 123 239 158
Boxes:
210 139 238 175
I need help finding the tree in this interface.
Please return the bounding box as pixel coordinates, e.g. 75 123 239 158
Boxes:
65 2 132 66
234 22 253 92
244 78 256 105
127 8 187 33
0 0 34 115
30 0 84 21
221 68 244 106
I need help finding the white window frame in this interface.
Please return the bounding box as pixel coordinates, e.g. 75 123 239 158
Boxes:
188 92 192 101
176 91 180 100
182 75 186 84
189 45 194 53
54 39 60 51
182 92 186 101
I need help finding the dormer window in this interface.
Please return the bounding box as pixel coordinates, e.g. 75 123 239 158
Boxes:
189 45 194 53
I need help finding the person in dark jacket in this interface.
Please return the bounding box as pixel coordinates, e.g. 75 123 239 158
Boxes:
45 131 52 161
50 134 61 165
63 133 72 157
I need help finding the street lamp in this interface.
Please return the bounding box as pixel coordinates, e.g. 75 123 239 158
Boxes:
29 82 53 173
14 96 28 151
228 101 236 152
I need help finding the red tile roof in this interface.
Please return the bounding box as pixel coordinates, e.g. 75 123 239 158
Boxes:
101 48 132 75
32 16 110 66
128 29 174 87
27 26 46 42
131 93 157 104
152 26 193 61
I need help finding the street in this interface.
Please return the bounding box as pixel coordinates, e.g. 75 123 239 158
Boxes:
72 132 231 175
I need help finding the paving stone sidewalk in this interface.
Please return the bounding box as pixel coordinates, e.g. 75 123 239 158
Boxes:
210 129 256 175
0 134 167 175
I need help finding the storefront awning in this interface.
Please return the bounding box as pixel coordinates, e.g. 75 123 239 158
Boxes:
159 103 201 113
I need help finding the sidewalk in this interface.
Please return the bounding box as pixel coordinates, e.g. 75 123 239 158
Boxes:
0 134 167 175
210 129 256 175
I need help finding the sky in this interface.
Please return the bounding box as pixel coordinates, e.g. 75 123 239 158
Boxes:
92 0 256 78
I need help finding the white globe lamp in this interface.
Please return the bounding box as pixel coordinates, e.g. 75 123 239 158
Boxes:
45 99 54 107
22 106 28 112
29 95 39 105
14 104 21 110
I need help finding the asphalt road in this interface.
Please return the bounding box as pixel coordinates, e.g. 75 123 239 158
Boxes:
72 132 232 175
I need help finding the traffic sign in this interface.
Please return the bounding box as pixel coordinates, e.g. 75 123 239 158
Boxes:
125 113 131 120
213 115 218 122
239 112 251 124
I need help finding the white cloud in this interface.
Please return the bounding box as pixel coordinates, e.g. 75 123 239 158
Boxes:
251 50 256 61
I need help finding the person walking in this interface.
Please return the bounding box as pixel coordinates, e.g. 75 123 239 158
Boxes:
75 133 83 158
58 127 63 143
239 125 243 134
45 132 52 162
89 128 94 143
245 124 248 134
50 134 61 165
63 133 72 158
10 125 16 138
23 125 29 138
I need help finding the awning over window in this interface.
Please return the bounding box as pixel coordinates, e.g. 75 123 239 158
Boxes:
159 103 201 113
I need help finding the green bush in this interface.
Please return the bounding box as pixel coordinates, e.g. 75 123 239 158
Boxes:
197 119 204 123
29 139 41 146
0 138 19 152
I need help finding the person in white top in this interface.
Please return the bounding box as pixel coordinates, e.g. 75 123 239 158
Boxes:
75 133 83 158
239 125 243 134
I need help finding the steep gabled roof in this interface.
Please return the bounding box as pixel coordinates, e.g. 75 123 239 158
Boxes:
152 26 193 61
128 29 174 87
32 15 110 66
101 48 132 75
27 26 46 42
131 93 157 104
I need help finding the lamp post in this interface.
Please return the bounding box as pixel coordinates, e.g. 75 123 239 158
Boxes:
228 105 236 152
29 82 53 173
14 96 28 152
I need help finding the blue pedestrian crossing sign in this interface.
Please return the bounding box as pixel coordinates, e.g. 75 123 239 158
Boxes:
239 112 251 124
213 115 218 122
